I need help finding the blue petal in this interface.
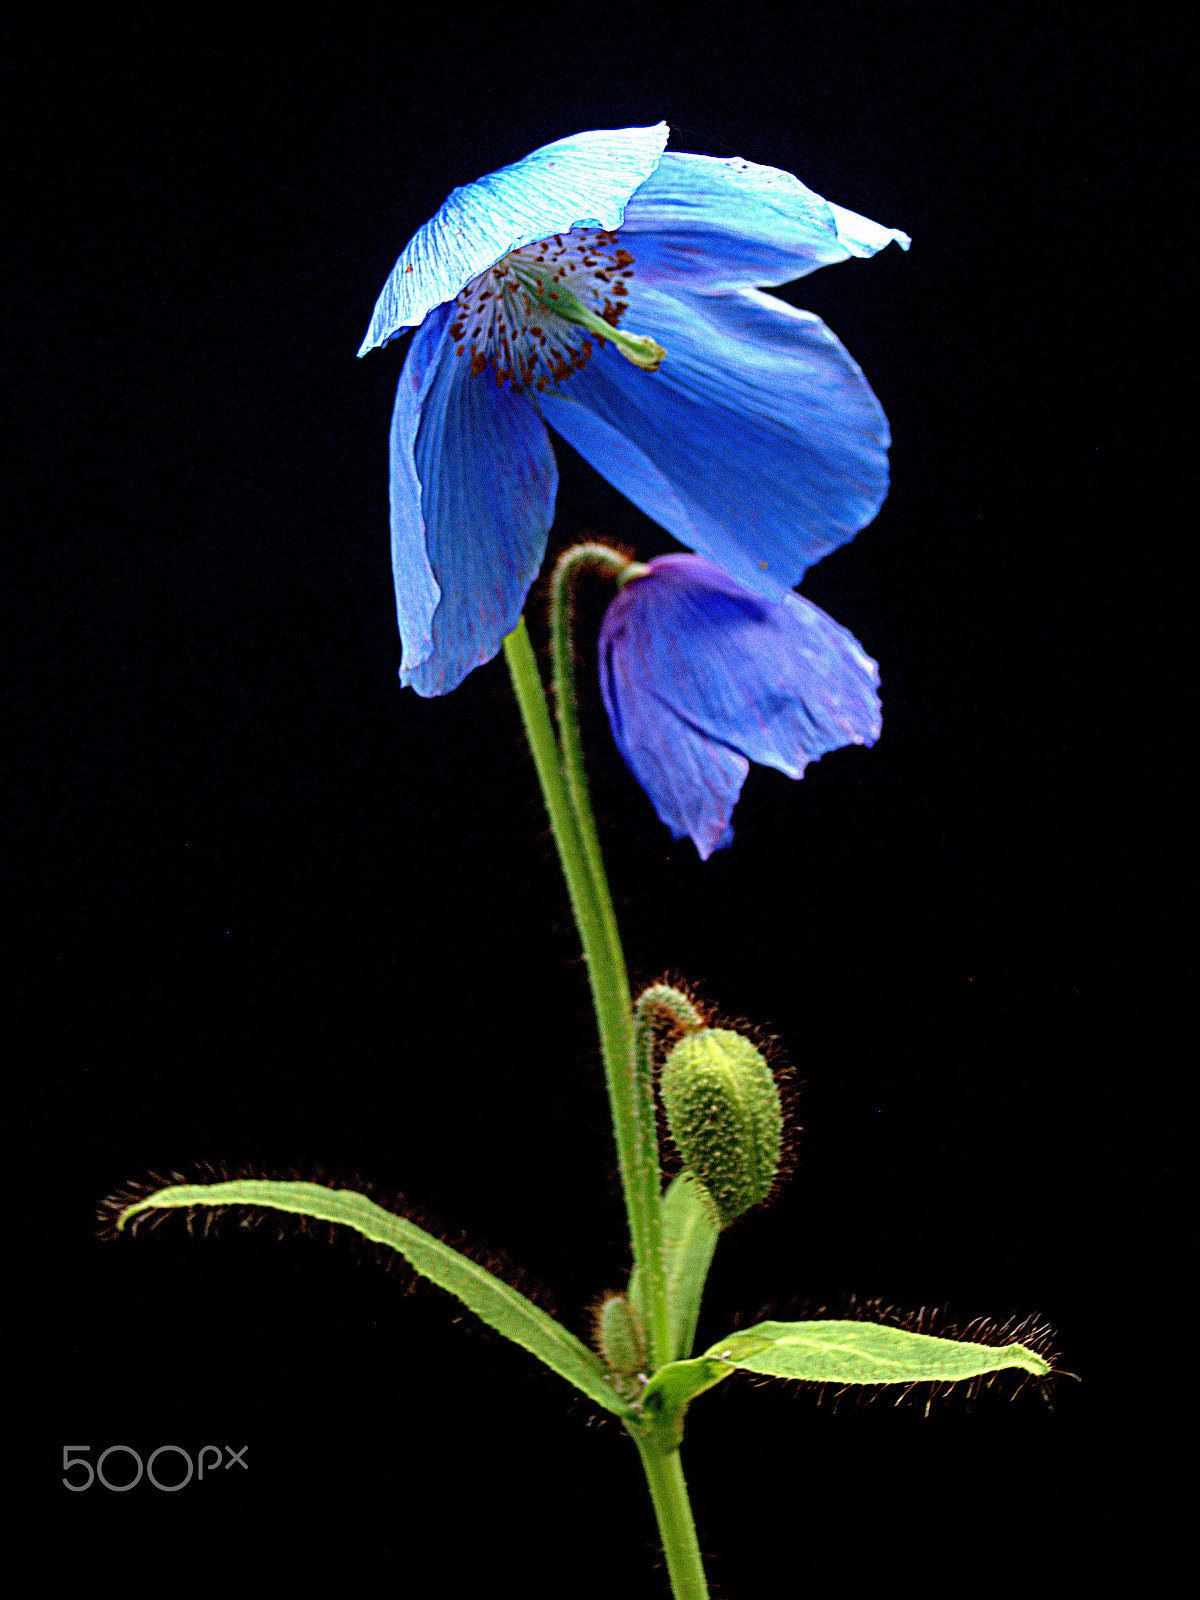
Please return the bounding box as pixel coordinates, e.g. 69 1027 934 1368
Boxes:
633 555 882 769
542 280 892 597
394 330 559 697
598 554 881 857
620 152 909 290
388 303 452 682
827 202 913 260
359 124 670 356
600 622 750 860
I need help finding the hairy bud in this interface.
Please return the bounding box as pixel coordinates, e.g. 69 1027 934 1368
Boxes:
595 1294 647 1397
660 1029 783 1226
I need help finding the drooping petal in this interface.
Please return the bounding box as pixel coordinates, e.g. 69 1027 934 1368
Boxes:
396 335 558 697
358 124 670 355
387 302 452 682
620 152 909 291
598 554 881 858
600 622 747 860
632 555 882 770
543 281 891 597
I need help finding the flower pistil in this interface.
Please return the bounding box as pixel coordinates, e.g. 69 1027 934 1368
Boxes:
448 229 665 394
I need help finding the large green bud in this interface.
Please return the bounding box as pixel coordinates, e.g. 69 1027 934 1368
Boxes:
660 1029 783 1226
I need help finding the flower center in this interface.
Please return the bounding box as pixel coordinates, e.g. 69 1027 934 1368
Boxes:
448 229 665 395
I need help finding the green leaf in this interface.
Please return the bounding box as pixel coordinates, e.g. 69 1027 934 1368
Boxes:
661 1173 720 1360
116 1179 634 1417
701 1319 1051 1385
629 1173 720 1363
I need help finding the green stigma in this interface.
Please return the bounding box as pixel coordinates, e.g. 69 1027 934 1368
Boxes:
511 262 666 373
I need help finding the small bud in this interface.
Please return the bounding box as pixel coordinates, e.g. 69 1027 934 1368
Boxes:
595 1294 647 1395
660 1029 783 1226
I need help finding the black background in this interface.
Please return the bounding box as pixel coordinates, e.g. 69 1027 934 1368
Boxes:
11 3 1185 1591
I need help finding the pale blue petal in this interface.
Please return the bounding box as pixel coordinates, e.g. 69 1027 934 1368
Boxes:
542 281 891 597
388 303 452 681
400 343 558 696
359 124 670 356
620 152 908 290
827 202 912 260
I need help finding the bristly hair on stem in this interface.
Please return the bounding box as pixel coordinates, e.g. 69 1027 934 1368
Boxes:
506 611 673 1375
548 537 639 929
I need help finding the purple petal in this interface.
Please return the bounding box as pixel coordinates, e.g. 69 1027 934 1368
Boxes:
598 554 881 856
600 623 750 859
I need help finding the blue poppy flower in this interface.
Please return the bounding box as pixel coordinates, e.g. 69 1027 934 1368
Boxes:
598 554 881 858
359 124 908 696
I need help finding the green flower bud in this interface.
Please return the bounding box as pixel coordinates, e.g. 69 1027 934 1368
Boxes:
595 1294 647 1399
660 1029 783 1226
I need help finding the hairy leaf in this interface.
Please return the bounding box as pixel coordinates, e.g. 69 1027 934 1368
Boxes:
702 1319 1051 1385
116 1180 634 1417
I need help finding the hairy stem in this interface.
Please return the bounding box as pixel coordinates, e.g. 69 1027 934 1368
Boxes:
548 543 634 951
502 618 669 1369
632 1433 710 1600
547 548 672 1375
634 984 706 1095
505 613 709 1600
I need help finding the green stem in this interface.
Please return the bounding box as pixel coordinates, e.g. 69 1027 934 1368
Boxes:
502 619 668 1369
547 548 672 1375
504 616 710 1600
548 544 633 953
503 620 607 976
633 1435 710 1600
634 984 706 1097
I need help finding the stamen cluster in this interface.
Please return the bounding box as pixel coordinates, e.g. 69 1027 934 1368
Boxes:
449 229 636 394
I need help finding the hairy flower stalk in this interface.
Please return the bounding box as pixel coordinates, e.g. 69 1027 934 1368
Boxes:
503 615 711 1599
502 620 672 1382
549 544 635 952
545 547 674 1375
